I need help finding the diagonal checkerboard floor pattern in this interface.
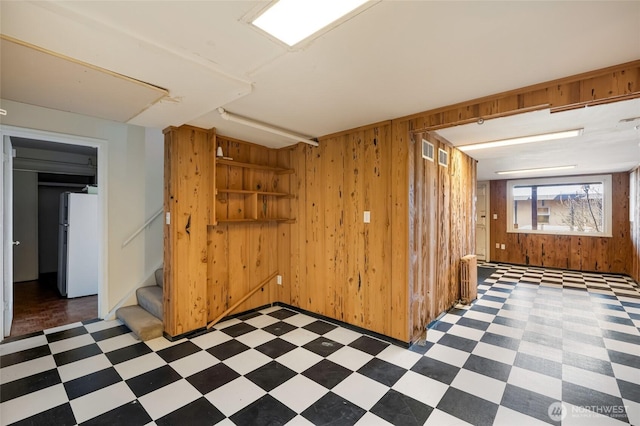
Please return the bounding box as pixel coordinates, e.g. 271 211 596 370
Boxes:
1 265 639 425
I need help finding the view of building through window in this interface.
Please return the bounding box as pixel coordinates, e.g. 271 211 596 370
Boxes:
507 175 611 237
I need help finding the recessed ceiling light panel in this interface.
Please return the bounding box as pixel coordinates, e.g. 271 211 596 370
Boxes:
252 0 370 47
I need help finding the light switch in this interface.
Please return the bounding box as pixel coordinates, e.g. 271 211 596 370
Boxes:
493 214 498 220
364 211 371 223
501 244 506 250
495 243 500 249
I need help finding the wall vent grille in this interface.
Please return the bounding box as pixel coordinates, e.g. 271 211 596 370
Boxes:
438 148 449 167
422 139 434 161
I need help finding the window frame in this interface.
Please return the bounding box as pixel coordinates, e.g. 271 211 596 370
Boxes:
506 174 613 237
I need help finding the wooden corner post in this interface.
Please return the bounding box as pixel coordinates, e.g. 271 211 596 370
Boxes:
163 125 216 338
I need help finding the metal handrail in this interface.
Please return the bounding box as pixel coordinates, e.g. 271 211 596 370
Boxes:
122 208 163 248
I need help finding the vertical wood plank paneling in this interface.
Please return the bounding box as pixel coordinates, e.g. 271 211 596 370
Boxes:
391 120 410 342
323 135 345 320
163 130 174 332
631 168 640 282
163 126 213 337
363 126 390 334
305 143 324 313
284 122 405 340
489 173 631 274
407 131 476 342
207 226 228 321
275 148 293 305
408 131 420 341
435 141 451 316
290 144 307 309
343 132 364 327
446 145 463 305
423 136 438 334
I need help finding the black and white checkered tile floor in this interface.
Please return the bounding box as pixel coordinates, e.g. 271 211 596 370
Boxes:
1 265 639 426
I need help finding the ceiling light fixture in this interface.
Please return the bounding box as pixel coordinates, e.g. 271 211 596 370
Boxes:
217 108 319 147
458 129 583 152
251 0 370 46
496 165 577 175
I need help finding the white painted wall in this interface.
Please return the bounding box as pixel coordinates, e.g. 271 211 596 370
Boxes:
0 99 164 315
144 128 164 273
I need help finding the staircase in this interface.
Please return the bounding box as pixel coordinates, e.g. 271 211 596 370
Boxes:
116 268 164 340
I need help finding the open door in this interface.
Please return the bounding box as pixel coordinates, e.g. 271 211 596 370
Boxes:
2 136 14 337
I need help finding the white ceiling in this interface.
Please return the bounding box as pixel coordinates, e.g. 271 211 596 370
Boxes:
1 1 639 179
437 99 640 180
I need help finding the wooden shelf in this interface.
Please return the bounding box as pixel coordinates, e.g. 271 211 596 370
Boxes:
216 189 291 197
215 158 294 174
214 156 295 225
214 218 296 224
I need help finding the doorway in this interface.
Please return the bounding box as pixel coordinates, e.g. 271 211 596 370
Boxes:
0 126 107 341
476 181 490 261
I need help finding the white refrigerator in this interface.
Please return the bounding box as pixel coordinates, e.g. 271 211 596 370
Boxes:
57 192 99 298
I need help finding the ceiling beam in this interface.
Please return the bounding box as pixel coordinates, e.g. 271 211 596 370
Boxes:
399 60 640 132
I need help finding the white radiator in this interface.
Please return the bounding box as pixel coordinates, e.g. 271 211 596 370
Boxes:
460 254 478 304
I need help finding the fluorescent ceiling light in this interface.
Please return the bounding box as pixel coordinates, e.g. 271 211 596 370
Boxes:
458 129 582 152
252 0 369 46
496 165 576 175
218 108 318 147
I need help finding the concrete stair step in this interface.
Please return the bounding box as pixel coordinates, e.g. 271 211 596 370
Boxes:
116 305 163 341
155 268 164 288
137 285 163 321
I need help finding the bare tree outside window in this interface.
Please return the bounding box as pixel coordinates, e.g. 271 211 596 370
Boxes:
559 184 603 233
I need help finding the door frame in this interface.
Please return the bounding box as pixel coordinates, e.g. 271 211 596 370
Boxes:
0 125 108 341
2 136 14 337
476 181 490 262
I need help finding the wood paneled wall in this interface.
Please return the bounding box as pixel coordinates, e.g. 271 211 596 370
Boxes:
282 122 476 343
405 128 477 342
286 123 407 340
631 167 640 282
489 173 631 274
202 123 418 342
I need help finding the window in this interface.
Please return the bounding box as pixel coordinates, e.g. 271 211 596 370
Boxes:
507 175 612 237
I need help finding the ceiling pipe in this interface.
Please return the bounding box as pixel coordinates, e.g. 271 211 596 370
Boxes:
217 107 318 147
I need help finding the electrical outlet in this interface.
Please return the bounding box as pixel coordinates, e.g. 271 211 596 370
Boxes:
493 214 498 220
501 244 506 250
495 243 500 249
364 211 371 223
277 275 283 285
